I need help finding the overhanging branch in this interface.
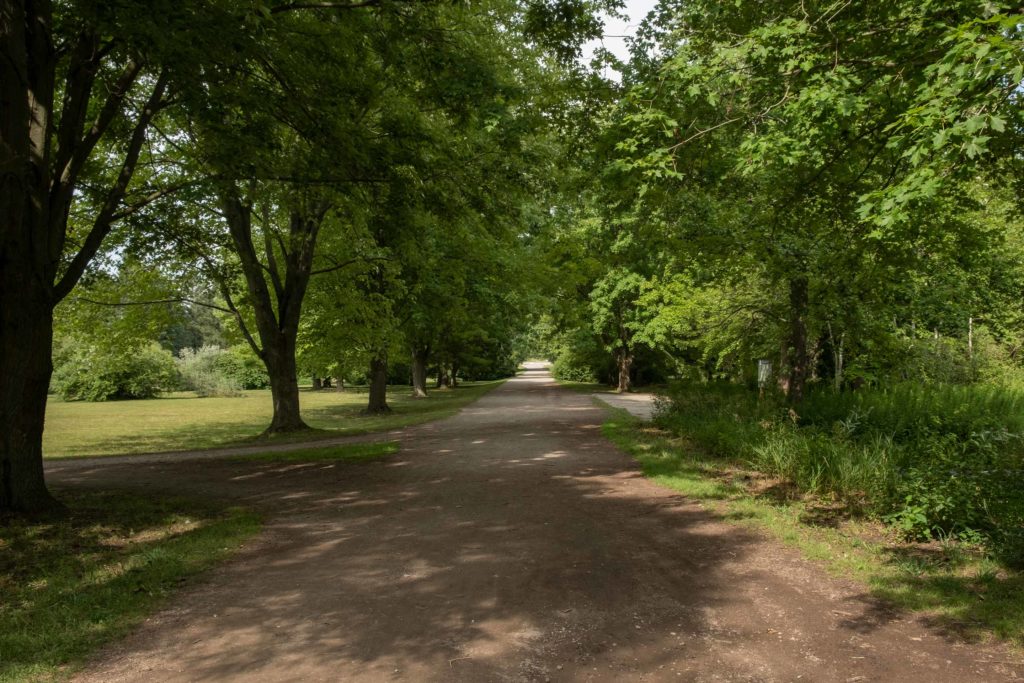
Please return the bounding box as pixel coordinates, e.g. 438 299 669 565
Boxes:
75 296 234 314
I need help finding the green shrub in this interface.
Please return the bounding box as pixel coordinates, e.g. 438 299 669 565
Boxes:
221 345 270 389
176 346 243 397
549 329 609 383
657 381 1024 565
551 355 598 383
51 341 178 401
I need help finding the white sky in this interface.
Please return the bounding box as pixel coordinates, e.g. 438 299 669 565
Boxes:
581 0 660 66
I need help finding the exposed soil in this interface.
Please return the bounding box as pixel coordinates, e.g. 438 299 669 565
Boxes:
48 366 1023 682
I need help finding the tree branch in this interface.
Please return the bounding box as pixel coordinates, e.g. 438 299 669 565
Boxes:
50 59 144 252
110 180 197 221
310 254 389 276
260 202 286 303
75 296 234 314
53 69 169 302
269 0 382 13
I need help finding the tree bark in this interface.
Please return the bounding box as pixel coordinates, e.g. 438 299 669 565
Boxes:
436 365 452 389
451 362 459 388
220 190 328 434
616 348 633 393
0 271 59 512
264 333 307 432
786 276 810 404
411 346 429 398
1 3 165 512
366 353 391 413
312 376 322 390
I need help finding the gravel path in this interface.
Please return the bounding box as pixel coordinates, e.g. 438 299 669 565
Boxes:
51 367 1022 682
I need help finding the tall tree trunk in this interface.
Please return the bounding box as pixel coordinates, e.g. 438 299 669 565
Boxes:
220 191 327 435
0 273 59 512
265 334 307 432
451 362 459 388
436 364 451 389
366 353 391 413
787 276 810 404
616 348 633 393
1 3 166 512
411 346 429 398
1 4 56 512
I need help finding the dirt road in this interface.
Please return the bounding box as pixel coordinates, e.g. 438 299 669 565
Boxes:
49 367 1021 682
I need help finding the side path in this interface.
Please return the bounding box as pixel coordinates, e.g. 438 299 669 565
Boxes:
53 368 1021 682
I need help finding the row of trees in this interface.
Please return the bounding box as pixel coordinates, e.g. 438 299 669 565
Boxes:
540 1 1024 398
0 0 616 512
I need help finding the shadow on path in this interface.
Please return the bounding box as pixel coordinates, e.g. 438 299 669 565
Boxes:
52 368 1021 682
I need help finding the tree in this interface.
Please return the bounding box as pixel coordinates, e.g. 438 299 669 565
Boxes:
0 0 239 511
606 0 1008 401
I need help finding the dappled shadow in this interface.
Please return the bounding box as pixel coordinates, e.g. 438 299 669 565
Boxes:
53 374 767 680
0 490 252 678
797 503 849 529
50 369 1023 681
854 546 1024 645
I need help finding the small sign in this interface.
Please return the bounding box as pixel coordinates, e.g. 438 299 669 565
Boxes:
757 359 772 388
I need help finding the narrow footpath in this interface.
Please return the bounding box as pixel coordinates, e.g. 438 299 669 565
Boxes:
48 366 1022 682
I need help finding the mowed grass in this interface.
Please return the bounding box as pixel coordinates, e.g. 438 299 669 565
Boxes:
0 491 260 683
229 441 400 463
602 411 1024 648
44 381 505 458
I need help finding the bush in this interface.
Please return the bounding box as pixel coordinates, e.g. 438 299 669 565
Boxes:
551 355 598 383
221 345 270 389
51 341 178 401
176 346 244 397
658 380 1024 565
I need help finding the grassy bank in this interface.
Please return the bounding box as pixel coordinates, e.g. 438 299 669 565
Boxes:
44 380 505 458
0 492 260 682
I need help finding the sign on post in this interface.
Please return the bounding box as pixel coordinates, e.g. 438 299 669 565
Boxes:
757 359 772 398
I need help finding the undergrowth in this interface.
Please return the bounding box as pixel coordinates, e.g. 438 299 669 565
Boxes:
657 382 1024 567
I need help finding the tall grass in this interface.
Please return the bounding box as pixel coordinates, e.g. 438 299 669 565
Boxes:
658 382 1024 566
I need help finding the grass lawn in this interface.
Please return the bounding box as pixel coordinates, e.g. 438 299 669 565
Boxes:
44 380 504 458
0 491 260 683
602 410 1024 648
229 441 400 463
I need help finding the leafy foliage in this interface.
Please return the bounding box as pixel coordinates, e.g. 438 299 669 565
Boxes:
51 341 178 402
658 381 1024 566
